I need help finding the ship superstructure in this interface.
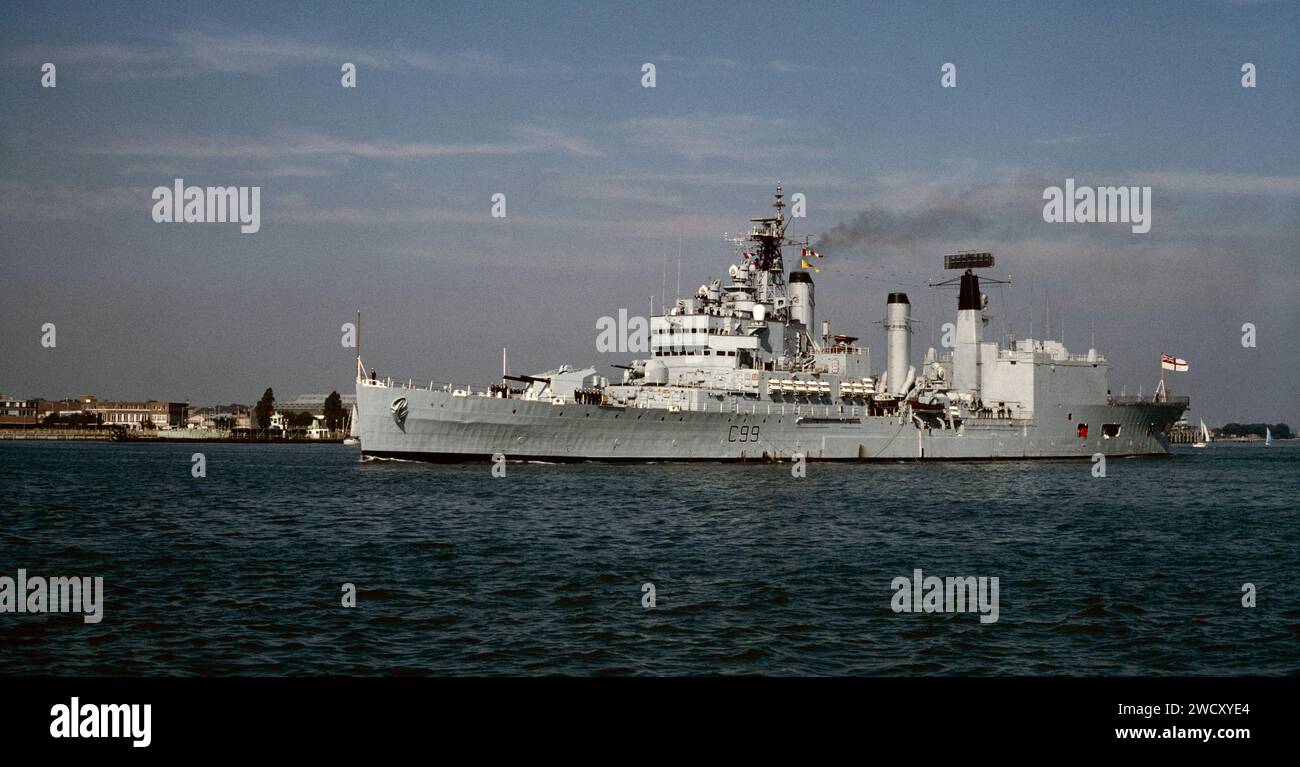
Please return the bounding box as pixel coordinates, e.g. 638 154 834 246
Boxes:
354 188 1188 461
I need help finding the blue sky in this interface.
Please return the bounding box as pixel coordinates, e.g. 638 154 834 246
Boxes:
1 0 1297 426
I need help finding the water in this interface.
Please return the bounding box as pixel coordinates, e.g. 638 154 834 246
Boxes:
1 441 1295 675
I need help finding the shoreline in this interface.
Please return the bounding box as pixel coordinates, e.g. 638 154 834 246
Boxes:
0 429 348 444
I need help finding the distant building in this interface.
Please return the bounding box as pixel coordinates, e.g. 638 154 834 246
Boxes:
278 393 356 414
27 395 189 429
0 396 38 426
189 404 250 430
278 393 355 432
84 398 152 429
167 401 190 428
36 398 89 419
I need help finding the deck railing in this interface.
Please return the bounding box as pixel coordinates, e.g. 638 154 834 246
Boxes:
1109 395 1190 406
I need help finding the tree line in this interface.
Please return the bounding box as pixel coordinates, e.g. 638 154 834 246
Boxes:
1218 422 1291 439
254 389 347 431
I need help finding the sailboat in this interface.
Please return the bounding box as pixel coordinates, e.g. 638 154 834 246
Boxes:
343 309 362 445
1265 427 1272 447
1192 418 1209 448
343 402 360 445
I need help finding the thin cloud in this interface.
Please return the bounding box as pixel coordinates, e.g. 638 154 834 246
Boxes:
120 162 333 178
173 31 523 76
1034 134 1098 146
1132 170 1300 196
272 206 484 226
87 126 602 161
623 114 826 161
0 180 142 221
3 30 524 79
585 170 854 189
769 60 814 73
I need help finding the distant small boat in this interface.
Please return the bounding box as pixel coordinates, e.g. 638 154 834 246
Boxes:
344 402 360 444
1192 418 1209 448
1265 427 1272 447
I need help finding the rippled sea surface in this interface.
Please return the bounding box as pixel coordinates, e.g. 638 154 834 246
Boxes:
1 440 1296 676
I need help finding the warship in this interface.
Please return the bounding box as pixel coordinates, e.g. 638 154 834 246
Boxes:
354 188 1188 462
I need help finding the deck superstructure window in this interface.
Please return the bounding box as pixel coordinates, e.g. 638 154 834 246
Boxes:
1102 423 1121 438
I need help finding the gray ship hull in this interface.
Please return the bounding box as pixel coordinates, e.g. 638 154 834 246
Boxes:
356 382 1185 463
